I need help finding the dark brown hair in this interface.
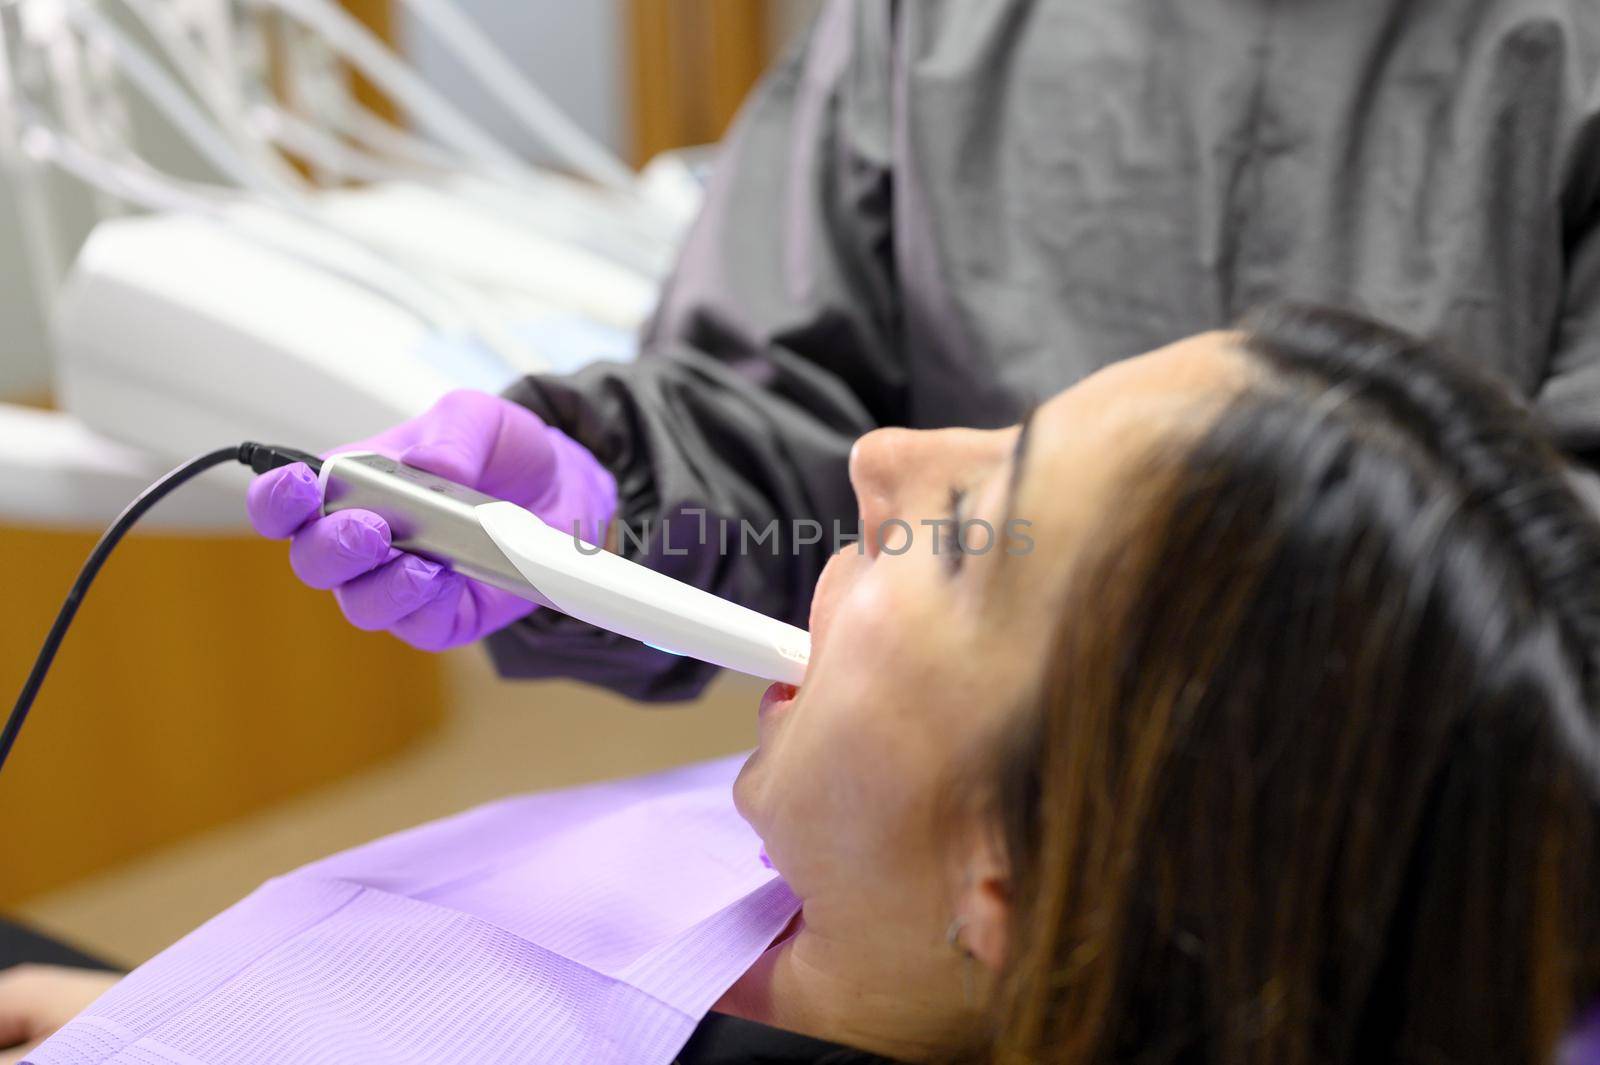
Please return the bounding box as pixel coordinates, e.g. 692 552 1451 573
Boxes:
987 305 1600 1064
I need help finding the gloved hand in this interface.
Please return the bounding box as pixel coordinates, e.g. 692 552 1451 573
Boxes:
247 390 616 652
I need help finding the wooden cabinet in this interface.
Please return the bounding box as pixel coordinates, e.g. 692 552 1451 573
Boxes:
627 0 774 165
0 527 444 905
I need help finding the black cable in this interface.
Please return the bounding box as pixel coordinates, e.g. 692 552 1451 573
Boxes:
0 442 321 781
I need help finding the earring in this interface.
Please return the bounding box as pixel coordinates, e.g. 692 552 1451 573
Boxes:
946 915 977 1007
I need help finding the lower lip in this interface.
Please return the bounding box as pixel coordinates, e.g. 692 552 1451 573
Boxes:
760 682 799 719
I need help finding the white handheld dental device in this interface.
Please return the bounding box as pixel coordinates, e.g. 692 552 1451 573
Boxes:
318 452 811 685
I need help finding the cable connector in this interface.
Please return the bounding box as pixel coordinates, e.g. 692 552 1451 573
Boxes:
237 442 323 476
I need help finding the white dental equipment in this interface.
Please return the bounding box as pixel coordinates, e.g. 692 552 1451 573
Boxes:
51 171 661 462
53 209 462 460
2 437 805 784
320 451 811 686
0 0 707 533
0 404 243 527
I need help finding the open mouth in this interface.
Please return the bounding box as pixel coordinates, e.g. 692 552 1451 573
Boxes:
759 681 800 719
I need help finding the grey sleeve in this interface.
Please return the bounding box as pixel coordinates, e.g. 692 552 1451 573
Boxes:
485 1 899 701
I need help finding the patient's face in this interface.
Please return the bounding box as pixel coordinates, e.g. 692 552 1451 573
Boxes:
733 331 1254 945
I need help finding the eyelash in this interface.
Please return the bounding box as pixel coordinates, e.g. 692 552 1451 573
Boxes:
942 486 967 574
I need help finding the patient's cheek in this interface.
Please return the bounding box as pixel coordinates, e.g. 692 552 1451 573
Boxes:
807 549 866 648
834 574 912 654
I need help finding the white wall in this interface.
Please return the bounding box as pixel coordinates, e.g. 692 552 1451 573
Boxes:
400 0 623 168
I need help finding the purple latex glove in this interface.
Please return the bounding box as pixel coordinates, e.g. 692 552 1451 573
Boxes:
247 390 617 652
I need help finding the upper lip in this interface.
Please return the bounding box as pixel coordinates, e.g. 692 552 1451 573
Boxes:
807 552 848 654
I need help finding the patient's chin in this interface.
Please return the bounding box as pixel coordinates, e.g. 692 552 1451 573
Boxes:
730 750 768 829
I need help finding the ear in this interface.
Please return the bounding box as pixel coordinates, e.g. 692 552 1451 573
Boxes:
955 827 1013 973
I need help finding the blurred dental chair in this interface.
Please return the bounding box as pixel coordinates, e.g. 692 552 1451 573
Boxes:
0 0 700 909
2 0 700 491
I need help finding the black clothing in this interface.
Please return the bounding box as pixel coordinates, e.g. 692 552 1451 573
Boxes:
675 1011 900 1065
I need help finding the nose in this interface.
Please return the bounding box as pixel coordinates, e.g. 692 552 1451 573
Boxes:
848 428 917 559
848 425 1018 559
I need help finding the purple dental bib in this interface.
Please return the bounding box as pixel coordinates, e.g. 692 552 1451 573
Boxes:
28 753 800 1065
